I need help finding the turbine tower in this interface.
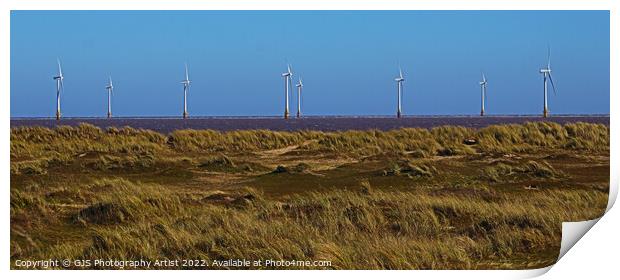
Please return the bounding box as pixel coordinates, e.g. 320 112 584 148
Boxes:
296 78 303 118
53 59 64 120
479 73 488 116
181 63 191 119
394 67 405 118
281 64 292 119
105 77 113 118
539 47 557 118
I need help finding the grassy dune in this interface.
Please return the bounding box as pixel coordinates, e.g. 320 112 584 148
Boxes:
10 122 609 269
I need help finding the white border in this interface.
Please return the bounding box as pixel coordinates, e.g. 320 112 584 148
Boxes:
2 1 617 279
0 0 614 10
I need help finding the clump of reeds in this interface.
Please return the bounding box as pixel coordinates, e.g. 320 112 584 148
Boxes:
85 154 156 171
76 202 131 225
383 160 437 178
10 160 48 175
483 160 561 182
476 122 608 154
437 144 476 156
199 154 236 170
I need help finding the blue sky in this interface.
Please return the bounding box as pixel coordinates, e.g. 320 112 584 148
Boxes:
10 10 609 117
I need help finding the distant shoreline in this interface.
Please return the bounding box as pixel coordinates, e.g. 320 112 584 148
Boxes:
10 114 610 120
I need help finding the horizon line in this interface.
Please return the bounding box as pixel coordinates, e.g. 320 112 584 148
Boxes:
10 114 611 120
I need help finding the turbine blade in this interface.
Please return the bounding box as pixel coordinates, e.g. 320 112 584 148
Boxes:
547 45 551 70
548 74 557 96
57 58 63 76
288 76 293 98
185 63 189 80
399 66 403 79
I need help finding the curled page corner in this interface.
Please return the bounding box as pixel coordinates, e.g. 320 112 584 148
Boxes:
606 177 618 212
558 218 601 261
506 203 611 278
526 219 603 278
514 266 553 279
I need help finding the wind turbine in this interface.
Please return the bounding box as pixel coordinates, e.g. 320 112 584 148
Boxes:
539 47 557 118
181 63 191 119
281 64 292 119
394 67 405 118
105 77 113 118
53 59 64 120
479 73 488 116
296 77 303 118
